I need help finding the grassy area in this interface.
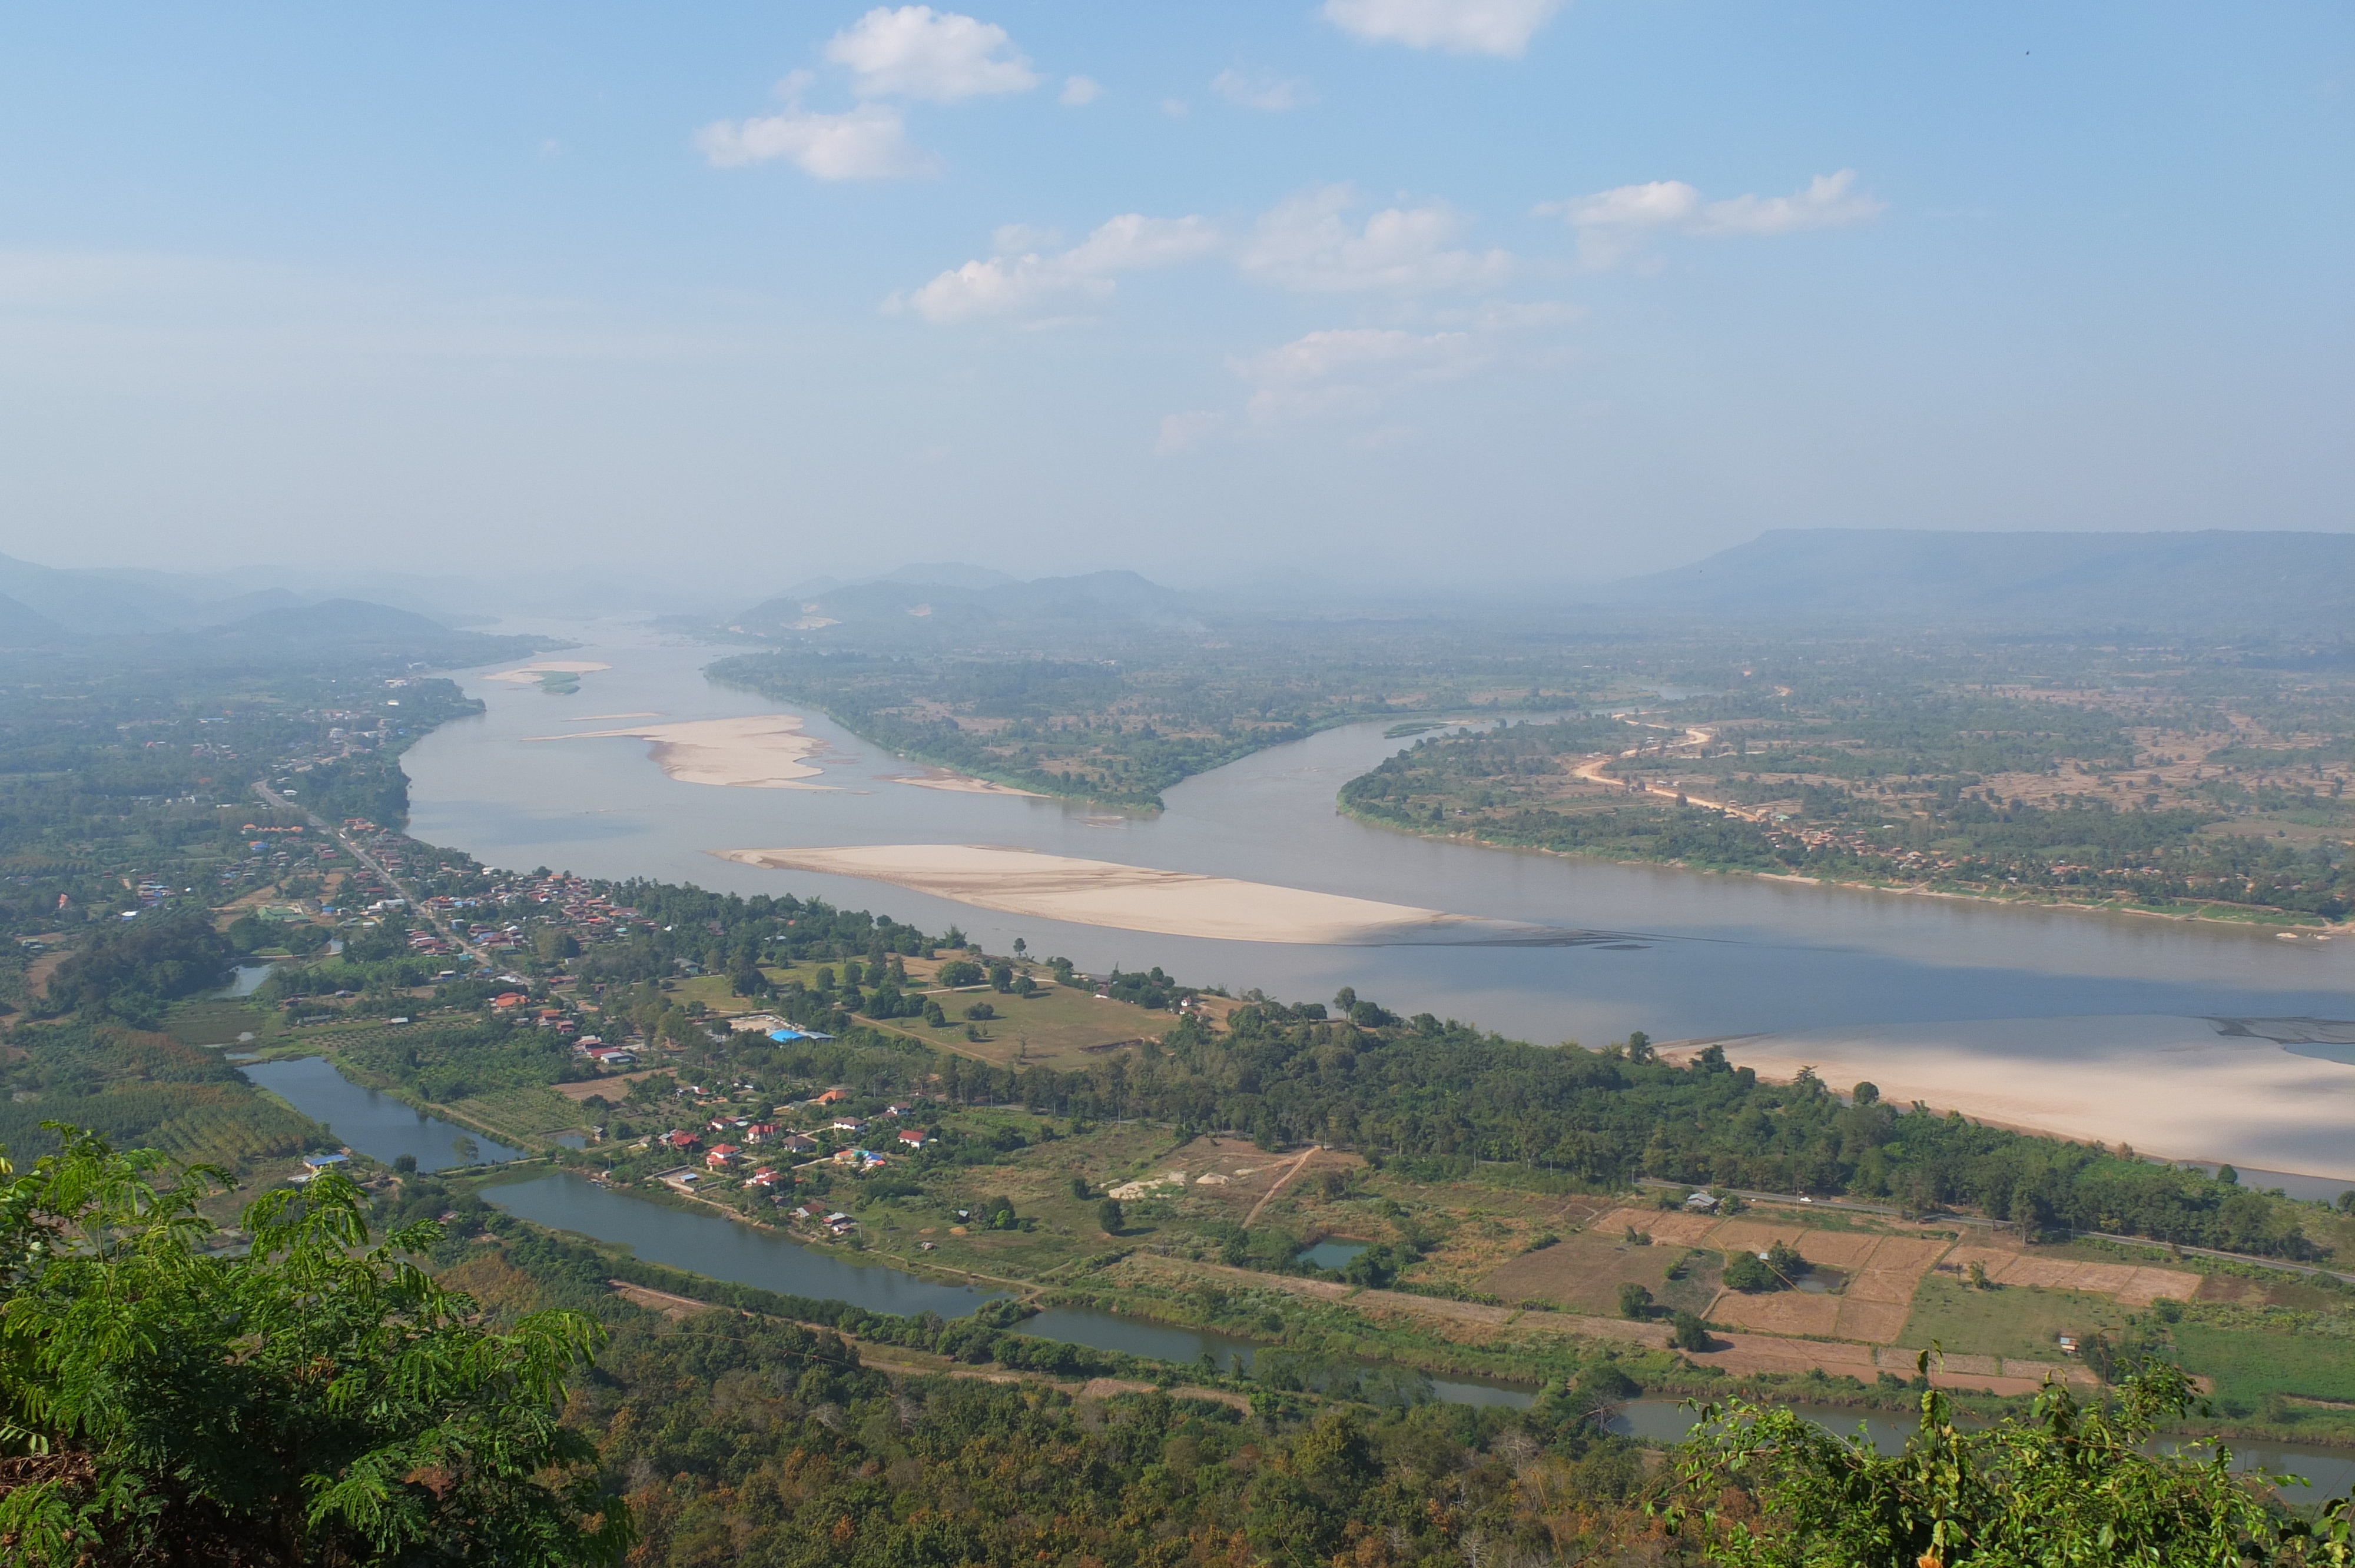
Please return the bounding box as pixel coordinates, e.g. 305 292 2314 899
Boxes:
160 999 285 1048
2171 1323 2355 1427
1902 1274 2132 1364
446 1082 599 1145
858 981 1176 1069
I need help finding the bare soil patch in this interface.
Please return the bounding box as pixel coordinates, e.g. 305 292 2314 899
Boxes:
1597 1207 1720 1246
1482 1230 1714 1317
1942 1244 2200 1305
554 1069 671 1102
1706 1290 1845 1337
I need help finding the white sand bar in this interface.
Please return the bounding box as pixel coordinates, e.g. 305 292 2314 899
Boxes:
716 843 1481 945
886 769 1047 799
1680 1016 2355 1183
529 715 833 789
485 660 612 683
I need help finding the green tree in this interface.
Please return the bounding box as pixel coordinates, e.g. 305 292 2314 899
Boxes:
1723 1249 1776 1292
1618 1281 1655 1320
1671 1360 2338 1564
1670 1311 1712 1351
0 1128 629 1566
1096 1197 1124 1234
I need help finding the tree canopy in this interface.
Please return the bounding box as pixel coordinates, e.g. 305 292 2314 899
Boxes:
0 1128 630 1566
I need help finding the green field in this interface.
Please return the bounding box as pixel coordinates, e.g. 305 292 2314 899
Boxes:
1900 1275 2132 1364
160 998 284 1048
446 1082 600 1146
858 982 1176 1068
2171 1323 2355 1413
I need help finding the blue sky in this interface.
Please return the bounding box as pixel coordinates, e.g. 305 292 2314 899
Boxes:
1 2 2347 593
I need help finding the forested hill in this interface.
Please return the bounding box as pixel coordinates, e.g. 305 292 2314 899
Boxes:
1598 529 2355 632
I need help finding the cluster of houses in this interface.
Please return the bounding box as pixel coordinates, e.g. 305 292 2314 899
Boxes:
573 1037 638 1069
644 1089 934 1210
478 870 641 944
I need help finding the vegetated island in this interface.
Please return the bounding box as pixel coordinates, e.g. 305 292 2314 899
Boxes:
1336 686 2353 928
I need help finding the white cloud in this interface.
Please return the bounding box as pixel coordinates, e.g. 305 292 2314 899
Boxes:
1059 74 1103 106
1539 169 1885 264
901 185 1532 336
1211 69 1316 111
1060 213 1223 272
1238 185 1514 295
1321 0 1564 57
1686 170 1886 237
1544 178 1701 231
1233 327 1491 424
695 101 934 180
892 256 1110 323
1160 97 1190 118
890 213 1222 324
825 6 1038 102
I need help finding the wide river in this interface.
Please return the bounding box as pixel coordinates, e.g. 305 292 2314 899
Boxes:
400 623 2355 1181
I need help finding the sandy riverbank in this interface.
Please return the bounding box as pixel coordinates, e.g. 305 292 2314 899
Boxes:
1666 1016 2355 1185
887 768 1047 799
485 660 612 683
715 843 1483 945
529 714 835 789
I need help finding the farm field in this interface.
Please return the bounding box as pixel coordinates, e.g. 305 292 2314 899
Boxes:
855 981 1180 1069
1901 1274 2135 1366
2171 1323 2355 1415
445 1081 600 1145
1484 1229 1723 1318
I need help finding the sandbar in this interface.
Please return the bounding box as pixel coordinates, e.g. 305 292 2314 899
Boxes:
528 714 835 790
886 768 1047 799
485 660 612 683
1670 1016 2355 1184
714 843 1481 945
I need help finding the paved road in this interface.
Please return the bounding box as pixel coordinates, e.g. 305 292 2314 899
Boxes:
250 780 493 967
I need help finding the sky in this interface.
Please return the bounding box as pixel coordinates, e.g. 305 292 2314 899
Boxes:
0 2 2348 598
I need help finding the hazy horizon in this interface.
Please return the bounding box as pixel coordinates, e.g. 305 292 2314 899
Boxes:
2 3 2348 593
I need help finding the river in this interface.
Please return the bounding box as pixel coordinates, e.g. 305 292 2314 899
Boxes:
399 624 2355 1174
241 1056 523 1170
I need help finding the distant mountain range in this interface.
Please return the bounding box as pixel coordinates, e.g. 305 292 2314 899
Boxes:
1596 529 2355 630
734 567 1189 642
0 553 540 662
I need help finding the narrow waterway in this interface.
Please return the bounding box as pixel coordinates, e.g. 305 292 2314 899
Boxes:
240 1051 2355 1483
216 962 274 998
241 1056 523 1170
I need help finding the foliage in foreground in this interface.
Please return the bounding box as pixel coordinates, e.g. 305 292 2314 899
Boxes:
0 1129 629 1567
1672 1356 2352 1565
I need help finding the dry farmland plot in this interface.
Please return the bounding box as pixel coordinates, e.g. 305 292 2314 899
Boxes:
1482 1230 1722 1317
1835 1235 1955 1341
1595 1207 1722 1246
1940 1245 2200 1306
1705 1289 1847 1337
